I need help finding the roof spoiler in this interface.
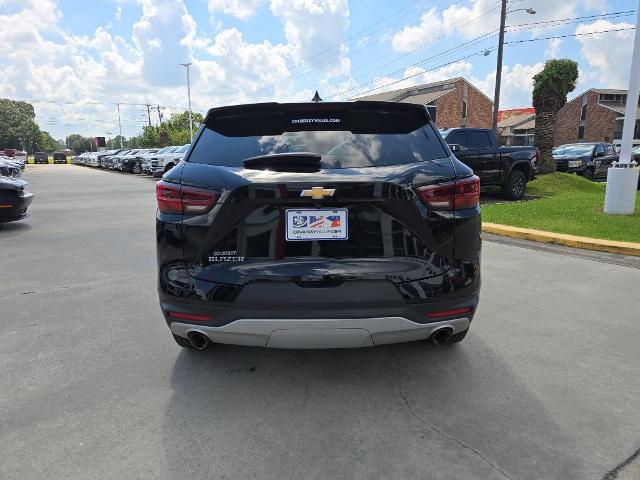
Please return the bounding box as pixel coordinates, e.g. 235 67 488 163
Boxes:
203 101 431 136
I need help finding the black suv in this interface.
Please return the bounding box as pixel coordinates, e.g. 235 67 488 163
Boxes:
553 142 618 180
34 152 48 164
156 101 481 350
53 152 67 164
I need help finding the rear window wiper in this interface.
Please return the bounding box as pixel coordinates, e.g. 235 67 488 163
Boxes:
242 152 321 172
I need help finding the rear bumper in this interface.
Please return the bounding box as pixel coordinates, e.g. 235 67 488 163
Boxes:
170 316 470 349
160 276 479 348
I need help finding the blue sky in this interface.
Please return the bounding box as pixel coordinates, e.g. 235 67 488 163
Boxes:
0 0 637 139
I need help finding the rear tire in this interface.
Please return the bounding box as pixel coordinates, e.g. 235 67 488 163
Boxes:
172 334 200 350
132 162 142 174
502 170 527 200
583 167 595 181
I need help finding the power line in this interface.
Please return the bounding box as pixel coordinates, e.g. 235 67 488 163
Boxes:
290 0 432 71
221 2 499 102
506 9 637 29
342 49 491 100
330 29 499 100
504 26 636 45
330 11 638 102
340 5 501 87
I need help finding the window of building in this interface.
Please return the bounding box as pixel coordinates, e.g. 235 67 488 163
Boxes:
578 126 585 140
599 93 627 103
580 104 587 122
462 100 467 119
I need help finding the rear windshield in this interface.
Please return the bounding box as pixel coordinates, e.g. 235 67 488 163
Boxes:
188 123 448 169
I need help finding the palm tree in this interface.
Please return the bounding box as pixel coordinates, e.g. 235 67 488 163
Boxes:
532 60 579 173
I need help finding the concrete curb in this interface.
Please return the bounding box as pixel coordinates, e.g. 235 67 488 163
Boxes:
482 222 640 257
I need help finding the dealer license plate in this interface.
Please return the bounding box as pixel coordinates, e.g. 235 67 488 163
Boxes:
285 209 348 241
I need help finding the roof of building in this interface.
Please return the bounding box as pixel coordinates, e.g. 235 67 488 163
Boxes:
564 87 629 106
515 118 535 130
597 103 640 118
591 88 628 95
498 113 535 128
357 77 493 104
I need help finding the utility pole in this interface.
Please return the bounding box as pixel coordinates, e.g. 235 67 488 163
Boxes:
604 3 640 215
491 2 536 132
180 62 194 141
492 0 508 132
157 104 163 126
116 103 123 149
146 103 152 127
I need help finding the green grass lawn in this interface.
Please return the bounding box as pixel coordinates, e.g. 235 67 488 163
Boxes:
482 173 640 243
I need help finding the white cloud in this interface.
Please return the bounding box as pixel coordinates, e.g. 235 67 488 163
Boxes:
575 19 635 88
392 8 444 52
204 27 291 103
207 0 263 20
390 0 607 51
472 62 544 108
132 0 197 86
545 38 562 58
115 6 122 21
270 0 351 77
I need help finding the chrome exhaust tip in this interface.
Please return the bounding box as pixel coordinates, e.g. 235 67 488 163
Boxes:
430 327 453 345
187 331 210 350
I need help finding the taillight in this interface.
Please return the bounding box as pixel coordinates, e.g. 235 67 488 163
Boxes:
535 149 540 162
168 311 213 322
156 180 220 215
416 175 480 210
425 307 472 319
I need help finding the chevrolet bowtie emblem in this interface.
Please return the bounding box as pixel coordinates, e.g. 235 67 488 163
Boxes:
300 187 336 200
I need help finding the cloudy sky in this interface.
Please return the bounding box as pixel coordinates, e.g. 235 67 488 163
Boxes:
0 0 637 139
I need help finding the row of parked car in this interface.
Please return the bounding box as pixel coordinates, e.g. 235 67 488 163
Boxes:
0 151 26 177
73 145 190 177
0 151 33 227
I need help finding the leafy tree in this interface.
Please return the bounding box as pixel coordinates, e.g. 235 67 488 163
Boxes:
0 98 41 152
106 136 126 149
37 131 59 152
532 60 579 173
65 134 93 153
164 111 204 133
131 111 203 148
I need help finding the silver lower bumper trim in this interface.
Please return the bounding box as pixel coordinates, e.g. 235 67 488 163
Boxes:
170 317 470 349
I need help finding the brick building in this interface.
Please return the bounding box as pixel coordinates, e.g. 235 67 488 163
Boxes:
498 109 536 146
555 88 640 148
357 77 493 129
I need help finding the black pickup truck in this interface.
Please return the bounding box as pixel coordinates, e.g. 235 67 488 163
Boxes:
440 128 539 200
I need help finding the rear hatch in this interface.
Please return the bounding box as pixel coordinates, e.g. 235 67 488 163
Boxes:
169 102 462 286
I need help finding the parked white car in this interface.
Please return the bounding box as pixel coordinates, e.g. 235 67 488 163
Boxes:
150 144 190 177
140 146 178 174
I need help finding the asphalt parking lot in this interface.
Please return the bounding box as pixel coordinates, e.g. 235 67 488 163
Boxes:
1 165 639 480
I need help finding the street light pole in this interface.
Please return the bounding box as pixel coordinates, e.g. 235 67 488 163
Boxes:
116 103 123 149
604 3 640 215
492 0 508 132
180 62 194 141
